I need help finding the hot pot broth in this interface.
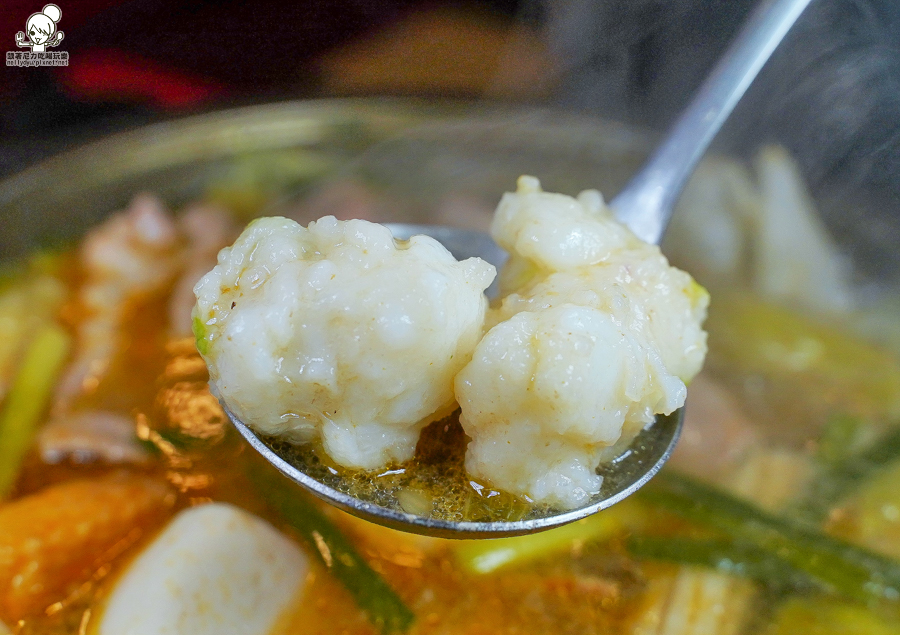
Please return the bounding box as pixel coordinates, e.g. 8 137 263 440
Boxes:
2 106 900 635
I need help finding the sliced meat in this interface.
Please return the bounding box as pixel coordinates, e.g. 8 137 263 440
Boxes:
669 373 760 481
168 205 238 336
54 195 180 413
38 410 149 465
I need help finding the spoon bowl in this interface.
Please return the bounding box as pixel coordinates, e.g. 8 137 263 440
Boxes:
228 407 683 539
226 217 684 538
224 0 813 537
228 222 683 538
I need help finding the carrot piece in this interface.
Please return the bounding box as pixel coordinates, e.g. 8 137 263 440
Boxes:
0 473 174 620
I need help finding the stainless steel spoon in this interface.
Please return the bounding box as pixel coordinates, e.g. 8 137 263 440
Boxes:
226 0 813 538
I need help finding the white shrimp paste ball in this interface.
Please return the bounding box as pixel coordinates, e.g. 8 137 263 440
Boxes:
492 256 709 384
456 305 684 509
456 176 708 508
490 175 640 294
193 216 495 470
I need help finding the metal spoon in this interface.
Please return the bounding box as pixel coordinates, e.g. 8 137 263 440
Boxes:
227 0 813 538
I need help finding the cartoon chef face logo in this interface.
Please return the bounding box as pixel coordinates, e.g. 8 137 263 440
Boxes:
15 5 64 52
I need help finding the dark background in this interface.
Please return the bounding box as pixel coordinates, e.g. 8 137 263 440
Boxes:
2 0 899 268
1 0 753 176
1 0 529 175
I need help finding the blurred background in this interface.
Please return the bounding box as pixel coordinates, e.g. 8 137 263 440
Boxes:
1 0 898 268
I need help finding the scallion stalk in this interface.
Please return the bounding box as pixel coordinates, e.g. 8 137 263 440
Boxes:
0 324 71 497
641 471 900 604
627 535 820 592
795 424 900 524
455 500 645 574
248 464 415 634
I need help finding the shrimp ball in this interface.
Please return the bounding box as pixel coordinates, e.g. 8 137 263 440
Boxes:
490 175 639 294
455 177 708 508
492 253 709 383
193 216 495 470
456 305 686 508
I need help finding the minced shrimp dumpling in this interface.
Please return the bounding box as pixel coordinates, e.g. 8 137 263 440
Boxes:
193 216 495 470
455 176 709 509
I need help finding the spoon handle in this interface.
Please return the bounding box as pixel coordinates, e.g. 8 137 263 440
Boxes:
611 0 814 245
